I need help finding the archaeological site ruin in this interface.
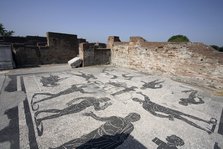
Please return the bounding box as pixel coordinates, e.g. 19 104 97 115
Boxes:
1 32 222 92
0 32 223 148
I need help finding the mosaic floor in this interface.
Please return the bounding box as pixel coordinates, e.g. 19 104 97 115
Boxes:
0 65 223 148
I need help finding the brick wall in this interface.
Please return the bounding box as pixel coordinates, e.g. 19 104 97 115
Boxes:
79 43 111 66
94 48 111 65
11 32 81 67
109 36 223 91
12 44 40 67
45 32 79 64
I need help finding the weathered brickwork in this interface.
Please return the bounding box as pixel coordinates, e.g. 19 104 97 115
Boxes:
79 43 111 66
109 36 223 91
9 32 84 67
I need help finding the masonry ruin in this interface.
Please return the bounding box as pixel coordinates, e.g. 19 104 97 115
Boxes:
1 32 223 149
0 32 222 93
108 36 223 91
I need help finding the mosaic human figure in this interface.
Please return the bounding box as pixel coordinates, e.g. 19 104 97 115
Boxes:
112 86 137 96
152 135 184 149
31 84 94 111
34 97 112 136
179 90 204 106
50 112 140 149
107 81 137 96
214 142 221 149
122 74 134 80
141 79 164 89
40 75 66 87
107 81 127 88
0 107 19 149
132 92 217 134
71 71 97 81
102 68 118 79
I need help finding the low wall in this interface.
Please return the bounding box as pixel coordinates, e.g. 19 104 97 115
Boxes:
0 45 14 70
13 44 40 67
10 32 81 67
110 37 223 91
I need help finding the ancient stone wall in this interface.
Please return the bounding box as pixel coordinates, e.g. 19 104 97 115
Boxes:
79 43 111 66
109 36 223 91
12 44 40 67
0 36 47 44
94 48 111 65
79 43 95 66
9 32 81 67
45 32 79 64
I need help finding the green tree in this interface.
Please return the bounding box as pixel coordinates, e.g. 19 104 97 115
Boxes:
168 35 190 42
0 23 14 37
210 45 219 50
219 47 223 52
210 45 223 52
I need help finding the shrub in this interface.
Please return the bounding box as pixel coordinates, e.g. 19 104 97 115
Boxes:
211 45 219 50
0 23 14 37
211 45 223 52
168 35 190 42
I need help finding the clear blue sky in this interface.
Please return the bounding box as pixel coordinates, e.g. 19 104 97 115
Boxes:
1 0 223 46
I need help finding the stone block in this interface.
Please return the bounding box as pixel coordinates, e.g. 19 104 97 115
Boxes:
68 57 82 68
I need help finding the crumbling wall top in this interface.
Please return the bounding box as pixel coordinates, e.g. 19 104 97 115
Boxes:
107 36 121 49
129 36 146 43
46 32 77 47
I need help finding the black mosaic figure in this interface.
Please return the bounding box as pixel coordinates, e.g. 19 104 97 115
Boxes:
102 68 118 79
132 92 217 134
34 97 112 136
0 107 19 149
50 112 140 149
107 81 127 88
40 75 66 87
152 135 184 149
141 79 164 89
71 71 97 81
214 142 221 149
122 74 134 80
179 90 204 106
102 67 115 73
31 84 94 111
112 86 137 96
107 81 137 96
105 72 118 79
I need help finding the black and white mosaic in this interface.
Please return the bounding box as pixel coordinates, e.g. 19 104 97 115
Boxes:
18 66 223 148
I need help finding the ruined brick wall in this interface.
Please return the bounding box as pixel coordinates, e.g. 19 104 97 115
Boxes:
79 43 95 66
79 43 111 66
94 48 111 65
45 32 79 64
10 32 81 67
0 36 47 44
12 44 40 67
110 36 223 91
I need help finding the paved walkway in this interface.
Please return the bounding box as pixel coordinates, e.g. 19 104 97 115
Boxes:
0 65 223 149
